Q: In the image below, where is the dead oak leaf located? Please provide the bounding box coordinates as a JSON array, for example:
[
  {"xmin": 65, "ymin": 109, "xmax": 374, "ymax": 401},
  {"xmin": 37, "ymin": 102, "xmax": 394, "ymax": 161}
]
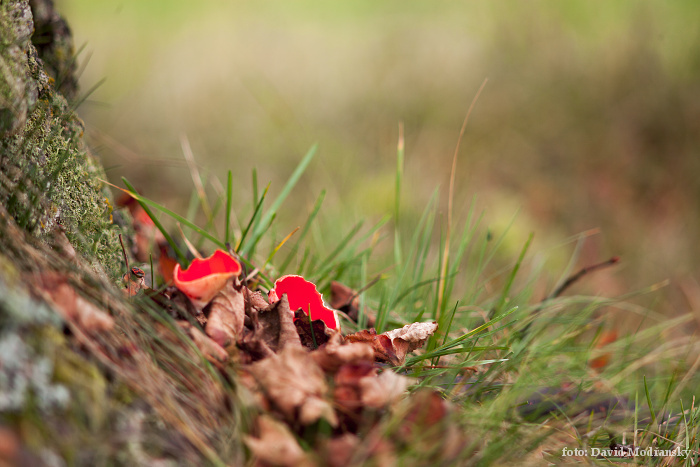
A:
[
  {"xmin": 204, "ymin": 284, "xmax": 245, "ymax": 349},
  {"xmin": 294, "ymin": 309, "xmax": 336, "ymax": 350},
  {"xmin": 333, "ymin": 362, "xmax": 412, "ymax": 412},
  {"xmin": 333, "ymin": 361, "xmax": 376, "ymax": 414},
  {"xmin": 384, "ymin": 321, "xmax": 438, "ymax": 362},
  {"xmin": 345, "ymin": 322, "xmax": 438, "ymax": 365},
  {"xmin": 359, "ymin": 370, "xmax": 413, "ymax": 409},
  {"xmin": 244, "ymin": 415, "xmax": 310, "ymax": 467},
  {"xmin": 243, "ymin": 287, "xmax": 270, "ymax": 311},
  {"xmin": 249, "ymin": 346, "xmax": 338, "ymax": 427},
  {"xmin": 240, "ymin": 295, "xmax": 301, "ymax": 362},
  {"xmin": 257, "ymin": 295, "xmax": 302, "ymax": 352},
  {"xmin": 310, "ymin": 335, "xmax": 374, "ymax": 374}
]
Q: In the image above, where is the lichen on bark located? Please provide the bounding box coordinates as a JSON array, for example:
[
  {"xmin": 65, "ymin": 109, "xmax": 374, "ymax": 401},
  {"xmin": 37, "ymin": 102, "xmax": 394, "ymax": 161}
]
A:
[{"xmin": 0, "ymin": 0, "xmax": 121, "ymax": 276}]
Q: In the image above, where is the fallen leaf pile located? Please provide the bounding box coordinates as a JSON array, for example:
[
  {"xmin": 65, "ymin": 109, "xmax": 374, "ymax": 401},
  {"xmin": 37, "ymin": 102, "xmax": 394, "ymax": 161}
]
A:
[{"xmin": 33, "ymin": 236, "xmax": 467, "ymax": 465}]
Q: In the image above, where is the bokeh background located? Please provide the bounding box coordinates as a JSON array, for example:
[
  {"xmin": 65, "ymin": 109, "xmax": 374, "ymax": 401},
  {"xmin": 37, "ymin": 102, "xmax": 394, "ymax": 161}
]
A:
[{"xmin": 60, "ymin": 0, "xmax": 700, "ymax": 319}]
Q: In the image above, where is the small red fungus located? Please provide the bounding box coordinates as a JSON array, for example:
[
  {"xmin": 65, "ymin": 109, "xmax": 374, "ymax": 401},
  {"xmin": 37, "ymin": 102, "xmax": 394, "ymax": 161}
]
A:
[
  {"xmin": 173, "ymin": 250, "xmax": 242, "ymax": 309},
  {"xmin": 269, "ymin": 275, "xmax": 340, "ymax": 330}
]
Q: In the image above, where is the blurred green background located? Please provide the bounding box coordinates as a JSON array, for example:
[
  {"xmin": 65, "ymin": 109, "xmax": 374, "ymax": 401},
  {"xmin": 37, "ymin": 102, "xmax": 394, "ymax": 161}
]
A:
[{"xmin": 60, "ymin": 0, "xmax": 700, "ymax": 318}]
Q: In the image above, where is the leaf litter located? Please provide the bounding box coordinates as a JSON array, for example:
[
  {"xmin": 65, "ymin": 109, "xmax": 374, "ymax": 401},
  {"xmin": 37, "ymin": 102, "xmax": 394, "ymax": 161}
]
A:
[{"xmin": 28, "ymin": 200, "xmax": 458, "ymax": 466}]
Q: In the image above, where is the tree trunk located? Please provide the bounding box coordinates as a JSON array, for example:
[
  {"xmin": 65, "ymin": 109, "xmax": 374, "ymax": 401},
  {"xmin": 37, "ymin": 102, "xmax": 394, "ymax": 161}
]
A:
[{"xmin": 1, "ymin": 0, "xmax": 120, "ymax": 274}]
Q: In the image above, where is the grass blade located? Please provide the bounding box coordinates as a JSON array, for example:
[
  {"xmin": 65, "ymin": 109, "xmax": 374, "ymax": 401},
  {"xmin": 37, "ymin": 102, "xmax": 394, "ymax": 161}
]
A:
[
  {"xmin": 118, "ymin": 178, "xmax": 188, "ymax": 263},
  {"xmin": 225, "ymin": 170, "xmax": 233, "ymax": 245},
  {"xmin": 237, "ymin": 183, "xmax": 270, "ymax": 254},
  {"xmin": 252, "ymin": 143, "xmax": 318, "ymax": 241},
  {"xmin": 278, "ymin": 189, "xmax": 326, "ymax": 273}
]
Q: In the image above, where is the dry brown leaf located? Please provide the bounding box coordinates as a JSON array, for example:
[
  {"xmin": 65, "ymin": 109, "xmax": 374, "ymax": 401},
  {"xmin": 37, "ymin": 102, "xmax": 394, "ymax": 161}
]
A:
[
  {"xmin": 244, "ymin": 415, "xmax": 309, "ymax": 467},
  {"xmin": 359, "ymin": 370, "xmax": 413, "ymax": 409},
  {"xmin": 310, "ymin": 334, "xmax": 374, "ymax": 373},
  {"xmin": 333, "ymin": 361, "xmax": 376, "ymax": 414},
  {"xmin": 243, "ymin": 287, "xmax": 270, "ymax": 310},
  {"xmin": 385, "ymin": 321, "xmax": 438, "ymax": 349},
  {"xmin": 177, "ymin": 321, "xmax": 228, "ymax": 364},
  {"xmin": 324, "ymin": 434, "xmax": 360, "ymax": 467},
  {"xmin": 39, "ymin": 274, "xmax": 114, "ymax": 333},
  {"xmin": 240, "ymin": 295, "xmax": 301, "ymax": 363},
  {"xmin": 249, "ymin": 346, "xmax": 337, "ymax": 427},
  {"xmin": 257, "ymin": 295, "xmax": 302, "ymax": 351},
  {"xmin": 294, "ymin": 309, "xmax": 336, "ymax": 350},
  {"xmin": 343, "ymin": 329, "xmax": 400, "ymax": 365},
  {"xmin": 204, "ymin": 284, "xmax": 244, "ymax": 348},
  {"xmin": 344, "ymin": 321, "xmax": 438, "ymax": 365}
]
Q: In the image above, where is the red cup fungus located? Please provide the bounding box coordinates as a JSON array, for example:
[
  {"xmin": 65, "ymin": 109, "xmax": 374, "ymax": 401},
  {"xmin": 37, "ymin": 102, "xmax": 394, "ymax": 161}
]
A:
[
  {"xmin": 269, "ymin": 275, "xmax": 340, "ymax": 330},
  {"xmin": 173, "ymin": 250, "xmax": 242, "ymax": 309}
]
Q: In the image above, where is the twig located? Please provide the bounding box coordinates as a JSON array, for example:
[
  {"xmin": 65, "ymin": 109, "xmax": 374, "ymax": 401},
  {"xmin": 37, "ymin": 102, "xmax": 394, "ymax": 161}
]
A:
[
  {"xmin": 119, "ymin": 234, "xmax": 130, "ymax": 271},
  {"xmin": 547, "ymin": 256, "xmax": 620, "ymax": 300}
]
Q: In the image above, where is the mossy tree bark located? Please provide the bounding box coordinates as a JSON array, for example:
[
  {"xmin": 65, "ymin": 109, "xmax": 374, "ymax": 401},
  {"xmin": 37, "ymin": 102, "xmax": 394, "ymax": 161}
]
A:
[{"xmin": 1, "ymin": 0, "xmax": 120, "ymax": 274}]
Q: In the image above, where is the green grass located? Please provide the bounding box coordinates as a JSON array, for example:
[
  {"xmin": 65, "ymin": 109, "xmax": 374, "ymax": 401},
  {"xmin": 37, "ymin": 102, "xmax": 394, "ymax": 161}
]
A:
[{"xmin": 109, "ymin": 138, "xmax": 700, "ymax": 465}]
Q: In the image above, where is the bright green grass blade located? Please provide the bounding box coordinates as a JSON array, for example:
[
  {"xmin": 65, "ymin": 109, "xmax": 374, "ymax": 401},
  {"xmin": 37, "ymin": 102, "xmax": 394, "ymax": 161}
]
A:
[
  {"xmin": 251, "ymin": 168, "xmax": 262, "ymax": 237},
  {"xmin": 121, "ymin": 177, "xmax": 187, "ymax": 263},
  {"xmin": 296, "ymin": 247, "xmax": 310, "ymax": 276},
  {"xmin": 410, "ymin": 345, "xmax": 510, "ymax": 365},
  {"xmin": 311, "ymin": 220, "xmax": 364, "ymax": 277},
  {"xmin": 644, "ymin": 375, "xmax": 658, "ymax": 425},
  {"xmin": 243, "ymin": 212, "xmax": 277, "ymax": 259},
  {"xmin": 225, "ymin": 170, "xmax": 233, "ymax": 245},
  {"xmin": 278, "ymin": 189, "xmax": 326, "ymax": 273},
  {"xmin": 251, "ymin": 143, "xmax": 318, "ymax": 242},
  {"xmin": 237, "ymin": 183, "xmax": 270, "ymax": 254},
  {"xmin": 433, "ymin": 305, "xmax": 519, "ymax": 354},
  {"xmin": 384, "ymin": 191, "xmax": 440, "ymax": 324},
  {"xmin": 491, "ymin": 232, "xmax": 533, "ymax": 318}
]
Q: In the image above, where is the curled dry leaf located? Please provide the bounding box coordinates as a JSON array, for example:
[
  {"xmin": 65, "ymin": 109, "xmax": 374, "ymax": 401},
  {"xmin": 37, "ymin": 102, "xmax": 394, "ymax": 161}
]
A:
[
  {"xmin": 333, "ymin": 362, "xmax": 411, "ymax": 412},
  {"xmin": 240, "ymin": 295, "xmax": 301, "ymax": 363},
  {"xmin": 324, "ymin": 433, "xmax": 360, "ymax": 467},
  {"xmin": 359, "ymin": 370, "xmax": 413, "ymax": 409},
  {"xmin": 39, "ymin": 274, "xmax": 114, "ymax": 333},
  {"xmin": 345, "ymin": 321, "xmax": 438, "ymax": 365},
  {"xmin": 333, "ymin": 361, "xmax": 376, "ymax": 414},
  {"xmin": 311, "ymin": 334, "xmax": 374, "ymax": 373},
  {"xmin": 257, "ymin": 295, "xmax": 302, "ymax": 352},
  {"xmin": 294, "ymin": 309, "xmax": 336, "ymax": 350},
  {"xmin": 204, "ymin": 284, "xmax": 245, "ymax": 349},
  {"xmin": 177, "ymin": 321, "xmax": 228, "ymax": 365},
  {"xmin": 244, "ymin": 415, "xmax": 308, "ymax": 467},
  {"xmin": 344, "ymin": 329, "xmax": 400, "ymax": 365},
  {"xmin": 243, "ymin": 287, "xmax": 270, "ymax": 311},
  {"xmin": 249, "ymin": 346, "xmax": 338, "ymax": 427}
]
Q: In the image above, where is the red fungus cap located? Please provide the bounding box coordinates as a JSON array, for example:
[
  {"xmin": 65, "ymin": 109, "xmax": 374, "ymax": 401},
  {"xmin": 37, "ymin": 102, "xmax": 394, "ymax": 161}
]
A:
[
  {"xmin": 173, "ymin": 250, "xmax": 242, "ymax": 309},
  {"xmin": 269, "ymin": 275, "xmax": 340, "ymax": 330}
]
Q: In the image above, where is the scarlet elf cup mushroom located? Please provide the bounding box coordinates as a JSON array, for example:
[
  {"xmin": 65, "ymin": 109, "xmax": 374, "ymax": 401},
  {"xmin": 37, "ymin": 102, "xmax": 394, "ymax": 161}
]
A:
[
  {"xmin": 173, "ymin": 250, "xmax": 242, "ymax": 310},
  {"xmin": 269, "ymin": 275, "xmax": 340, "ymax": 331}
]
